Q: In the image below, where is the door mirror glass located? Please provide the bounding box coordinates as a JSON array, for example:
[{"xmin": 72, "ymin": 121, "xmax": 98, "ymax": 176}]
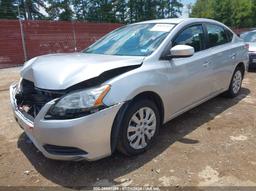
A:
[{"xmin": 170, "ymin": 45, "xmax": 195, "ymax": 58}]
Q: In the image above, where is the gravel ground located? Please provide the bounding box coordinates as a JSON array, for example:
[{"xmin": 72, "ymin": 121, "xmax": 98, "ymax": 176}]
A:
[{"xmin": 0, "ymin": 67, "xmax": 255, "ymax": 190}]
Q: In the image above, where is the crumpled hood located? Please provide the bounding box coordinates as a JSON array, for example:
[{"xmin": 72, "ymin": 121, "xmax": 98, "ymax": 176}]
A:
[{"xmin": 21, "ymin": 53, "xmax": 144, "ymax": 90}]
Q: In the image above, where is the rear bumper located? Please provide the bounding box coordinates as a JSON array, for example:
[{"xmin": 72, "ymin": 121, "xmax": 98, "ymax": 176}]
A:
[
  {"xmin": 10, "ymin": 83, "xmax": 123, "ymax": 161},
  {"xmin": 249, "ymin": 53, "xmax": 256, "ymax": 69}
]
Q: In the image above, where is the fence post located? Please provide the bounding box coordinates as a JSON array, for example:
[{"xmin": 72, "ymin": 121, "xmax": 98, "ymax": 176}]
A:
[
  {"xmin": 72, "ymin": 20, "xmax": 77, "ymax": 52},
  {"xmin": 18, "ymin": 5, "xmax": 28, "ymax": 62}
]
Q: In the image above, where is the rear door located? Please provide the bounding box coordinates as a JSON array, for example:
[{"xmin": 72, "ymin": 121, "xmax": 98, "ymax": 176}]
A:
[{"xmin": 204, "ymin": 23, "xmax": 236, "ymax": 92}]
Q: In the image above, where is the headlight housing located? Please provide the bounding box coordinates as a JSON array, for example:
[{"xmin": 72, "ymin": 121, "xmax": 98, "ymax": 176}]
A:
[{"xmin": 45, "ymin": 85, "xmax": 110, "ymax": 119}]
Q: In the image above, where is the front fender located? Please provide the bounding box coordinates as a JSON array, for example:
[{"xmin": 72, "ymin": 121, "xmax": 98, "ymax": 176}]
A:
[{"xmin": 103, "ymin": 64, "xmax": 169, "ymax": 106}]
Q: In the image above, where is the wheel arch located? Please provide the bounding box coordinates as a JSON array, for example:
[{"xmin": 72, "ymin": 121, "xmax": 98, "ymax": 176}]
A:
[
  {"xmin": 132, "ymin": 91, "xmax": 165, "ymax": 124},
  {"xmin": 235, "ymin": 62, "xmax": 246, "ymax": 78},
  {"xmin": 110, "ymin": 91, "xmax": 165, "ymax": 153}
]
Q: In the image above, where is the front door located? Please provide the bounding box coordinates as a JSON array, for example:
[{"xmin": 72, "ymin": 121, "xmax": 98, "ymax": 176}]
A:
[{"xmin": 163, "ymin": 24, "xmax": 213, "ymax": 117}]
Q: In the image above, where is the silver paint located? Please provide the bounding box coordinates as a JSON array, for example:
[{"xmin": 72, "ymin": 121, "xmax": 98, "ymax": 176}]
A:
[{"xmin": 11, "ymin": 18, "xmax": 249, "ymax": 161}]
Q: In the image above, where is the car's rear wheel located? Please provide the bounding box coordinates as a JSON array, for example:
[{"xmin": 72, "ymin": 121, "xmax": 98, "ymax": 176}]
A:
[
  {"xmin": 117, "ymin": 99, "xmax": 160, "ymax": 156},
  {"xmin": 225, "ymin": 67, "xmax": 243, "ymax": 98}
]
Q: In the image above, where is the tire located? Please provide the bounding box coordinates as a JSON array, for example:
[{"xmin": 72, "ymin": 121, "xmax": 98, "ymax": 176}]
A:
[
  {"xmin": 225, "ymin": 67, "xmax": 243, "ymax": 98},
  {"xmin": 117, "ymin": 99, "xmax": 160, "ymax": 156}
]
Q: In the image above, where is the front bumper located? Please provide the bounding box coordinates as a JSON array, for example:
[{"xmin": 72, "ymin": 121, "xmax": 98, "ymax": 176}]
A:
[
  {"xmin": 249, "ymin": 53, "xmax": 256, "ymax": 69},
  {"xmin": 10, "ymin": 83, "xmax": 123, "ymax": 161}
]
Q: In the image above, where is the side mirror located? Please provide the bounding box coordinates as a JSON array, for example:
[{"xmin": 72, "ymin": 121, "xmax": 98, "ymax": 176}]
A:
[{"xmin": 170, "ymin": 45, "xmax": 195, "ymax": 58}]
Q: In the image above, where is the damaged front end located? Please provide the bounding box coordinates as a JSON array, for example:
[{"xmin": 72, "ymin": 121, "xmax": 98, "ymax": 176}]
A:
[
  {"xmin": 14, "ymin": 64, "xmax": 141, "ymax": 121},
  {"xmin": 13, "ymin": 78, "xmax": 112, "ymax": 121},
  {"xmin": 10, "ymin": 78, "xmax": 122, "ymax": 161},
  {"xmin": 14, "ymin": 79, "xmax": 63, "ymax": 120}
]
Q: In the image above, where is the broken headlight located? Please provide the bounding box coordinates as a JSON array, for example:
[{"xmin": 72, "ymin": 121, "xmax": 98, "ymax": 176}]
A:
[{"xmin": 45, "ymin": 85, "xmax": 110, "ymax": 119}]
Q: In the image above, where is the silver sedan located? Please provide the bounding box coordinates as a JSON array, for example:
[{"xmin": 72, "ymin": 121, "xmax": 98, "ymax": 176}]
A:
[
  {"xmin": 241, "ymin": 30, "xmax": 256, "ymax": 70},
  {"xmin": 10, "ymin": 18, "xmax": 248, "ymax": 161}
]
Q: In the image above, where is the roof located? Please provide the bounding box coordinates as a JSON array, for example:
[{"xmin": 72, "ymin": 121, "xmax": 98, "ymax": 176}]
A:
[
  {"xmin": 137, "ymin": 18, "xmax": 185, "ymax": 24},
  {"xmin": 137, "ymin": 18, "xmax": 218, "ymax": 25}
]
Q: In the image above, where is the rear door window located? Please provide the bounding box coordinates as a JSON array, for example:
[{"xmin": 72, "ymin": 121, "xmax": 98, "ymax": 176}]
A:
[
  {"xmin": 206, "ymin": 24, "xmax": 229, "ymax": 48},
  {"xmin": 226, "ymin": 29, "xmax": 234, "ymax": 42}
]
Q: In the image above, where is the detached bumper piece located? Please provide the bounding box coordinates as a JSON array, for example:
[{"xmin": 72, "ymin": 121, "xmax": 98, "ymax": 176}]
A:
[{"xmin": 43, "ymin": 144, "xmax": 88, "ymax": 156}]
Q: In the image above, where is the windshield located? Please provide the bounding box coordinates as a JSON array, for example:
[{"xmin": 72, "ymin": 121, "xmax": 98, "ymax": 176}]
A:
[
  {"xmin": 84, "ymin": 23, "xmax": 175, "ymax": 56},
  {"xmin": 241, "ymin": 31, "xmax": 256, "ymax": 42}
]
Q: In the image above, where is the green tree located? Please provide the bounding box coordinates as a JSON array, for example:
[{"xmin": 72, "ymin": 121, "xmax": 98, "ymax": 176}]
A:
[
  {"xmin": 252, "ymin": 0, "xmax": 256, "ymax": 26},
  {"xmin": 59, "ymin": 0, "xmax": 73, "ymax": 20},
  {"xmin": 19, "ymin": 0, "xmax": 47, "ymax": 20},
  {"xmin": 112, "ymin": 0, "xmax": 127, "ymax": 23},
  {"xmin": 84, "ymin": 0, "xmax": 116, "ymax": 22},
  {"xmin": 144, "ymin": 0, "xmax": 158, "ymax": 20},
  {"xmin": 47, "ymin": 0, "xmax": 73, "ymax": 21},
  {"xmin": 72, "ymin": 0, "xmax": 89, "ymax": 21},
  {"xmin": 156, "ymin": 0, "xmax": 184, "ymax": 19},
  {"xmin": 190, "ymin": 0, "xmax": 214, "ymax": 18},
  {"xmin": 127, "ymin": 0, "xmax": 136, "ymax": 22},
  {"xmin": 0, "ymin": 0, "xmax": 17, "ymax": 19},
  {"xmin": 126, "ymin": 0, "xmax": 183, "ymax": 23},
  {"xmin": 191, "ymin": 0, "xmax": 256, "ymax": 28},
  {"xmin": 231, "ymin": 0, "xmax": 254, "ymax": 28},
  {"xmin": 17, "ymin": 0, "xmax": 186, "ymax": 23},
  {"xmin": 167, "ymin": 0, "xmax": 183, "ymax": 18},
  {"xmin": 212, "ymin": 0, "xmax": 232, "ymax": 26},
  {"xmin": 157, "ymin": 0, "xmax": 168, "ymax": 18}
]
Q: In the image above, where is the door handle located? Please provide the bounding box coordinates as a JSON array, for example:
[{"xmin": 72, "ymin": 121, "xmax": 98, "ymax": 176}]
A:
[
  {"xmin": 231, "ymin": 53, "xmax": 236, "ymax": 60},
  {"xmin": 203, "ymin": 62, "xmax": 209, "ymax": 67}
]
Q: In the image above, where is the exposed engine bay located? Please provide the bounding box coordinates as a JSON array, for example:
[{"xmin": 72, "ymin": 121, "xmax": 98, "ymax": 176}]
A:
[{"xmin": 15, "ymin": 79, "xmax": 63, "ymax": 119}]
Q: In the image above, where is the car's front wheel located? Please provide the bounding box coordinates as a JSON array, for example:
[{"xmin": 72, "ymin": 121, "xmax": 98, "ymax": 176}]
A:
[{"xmin": 117, "ymin": 99, "xmax": 160, "ymax": 156}]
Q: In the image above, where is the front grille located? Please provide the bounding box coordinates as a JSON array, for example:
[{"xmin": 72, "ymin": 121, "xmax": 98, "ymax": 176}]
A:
[
  {"xmin": 43, "ymin": 144, "xmax": 88, "ymax": 155},
  {"xmin": 15, "ymin": 79, "xmax": 63, "ymax": 118}
]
